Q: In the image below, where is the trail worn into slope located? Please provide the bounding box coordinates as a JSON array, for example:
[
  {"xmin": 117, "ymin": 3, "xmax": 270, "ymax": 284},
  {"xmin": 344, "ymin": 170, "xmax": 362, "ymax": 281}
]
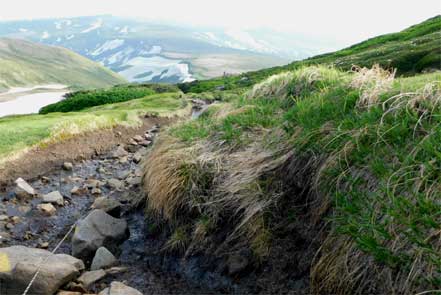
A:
[
  {"xmin": 0, "ymin": 123, "xmax": 214, "ymax": 294},
  {"xmin": 0, "ymin": 116, "xmax": 171, "ymax": 188}
]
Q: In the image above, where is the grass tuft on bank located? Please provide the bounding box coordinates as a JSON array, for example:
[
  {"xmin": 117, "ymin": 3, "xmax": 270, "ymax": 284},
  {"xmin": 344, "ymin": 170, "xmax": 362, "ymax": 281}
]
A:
[{"xmin": 142, "ymin": 65, "xmax": 441, "ymax": 293}]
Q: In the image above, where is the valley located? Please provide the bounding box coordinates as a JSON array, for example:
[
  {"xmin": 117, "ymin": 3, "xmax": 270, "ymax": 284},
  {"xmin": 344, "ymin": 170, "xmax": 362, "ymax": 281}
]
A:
[{"xmin": 0, "ymin": 14, "xmax": 439, "ymax": 295}]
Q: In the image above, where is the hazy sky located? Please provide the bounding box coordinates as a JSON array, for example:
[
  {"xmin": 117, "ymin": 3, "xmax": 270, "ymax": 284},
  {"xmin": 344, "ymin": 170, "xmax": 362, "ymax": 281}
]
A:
[{"xmin": 0, "ymin": 0, "xmax": 439, "ymax": 45}]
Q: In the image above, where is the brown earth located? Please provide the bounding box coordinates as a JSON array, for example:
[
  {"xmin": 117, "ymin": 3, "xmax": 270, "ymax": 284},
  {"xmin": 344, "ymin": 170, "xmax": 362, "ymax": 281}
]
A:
[{"xmin": 0, "ymin": 115, "xmax": 173, "ymax": 189}]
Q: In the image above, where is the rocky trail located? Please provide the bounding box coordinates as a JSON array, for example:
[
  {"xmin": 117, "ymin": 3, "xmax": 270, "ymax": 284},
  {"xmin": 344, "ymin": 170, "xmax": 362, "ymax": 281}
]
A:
[{"xmin": 0, "ymin": 122, "xmax": 212, "ymax": 295}]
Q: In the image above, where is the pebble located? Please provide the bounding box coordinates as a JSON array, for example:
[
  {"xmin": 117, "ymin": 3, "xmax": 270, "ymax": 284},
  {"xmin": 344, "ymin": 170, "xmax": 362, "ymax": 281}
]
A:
[{"xmin": 37, "ymin": 203, "xmax": 57, "ymax": 216}]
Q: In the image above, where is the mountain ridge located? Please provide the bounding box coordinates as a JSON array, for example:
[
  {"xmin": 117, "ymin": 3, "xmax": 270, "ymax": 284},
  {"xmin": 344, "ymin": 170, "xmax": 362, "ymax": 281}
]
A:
[{"xmin": 0, "ymin": 37, "xmax": 126, "ymax": 91}]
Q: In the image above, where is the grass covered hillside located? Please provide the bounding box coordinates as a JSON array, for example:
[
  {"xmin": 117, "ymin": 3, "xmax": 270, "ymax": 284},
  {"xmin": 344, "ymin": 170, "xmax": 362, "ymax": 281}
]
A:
[
  {"xmin": 0, "ymin": 88, "xmax": 186, "ymax": 164},
  {"xmin": 142, "ymin": 65, "xmax": 441, "ymax": 293},
  {"xmin": 179, "ymin": 15, "xmax": 441, "ymax": 93},
  {"xmin": 0, "ymin": 38, "xmax": 126, "ymax": 91}
]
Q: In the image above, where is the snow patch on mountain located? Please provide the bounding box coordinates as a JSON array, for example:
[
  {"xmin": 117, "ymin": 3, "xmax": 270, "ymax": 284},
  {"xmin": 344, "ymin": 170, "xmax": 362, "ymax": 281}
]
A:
[
  {"xmin": 42, "ymin": 31, "xmax": 50, "ymax": 39},
  {"xmin": 81, "ymin": 19, "xmax": 103, "ymax": 33},
  {"xmin": 91, "ymin": 39, "xmax": 125, "ymax": 56},
  {"xmin": 19, "ymin": 28, "xmax": 28, "ymax": 33},
  {"xmin": 119, "ymin": 56, "xmax": 194, "ymax": 83}
]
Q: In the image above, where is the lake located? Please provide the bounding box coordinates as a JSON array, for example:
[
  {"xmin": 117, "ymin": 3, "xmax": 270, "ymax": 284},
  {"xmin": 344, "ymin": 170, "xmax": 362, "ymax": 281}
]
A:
[{"xmin": 0, "ymin": 86, "xmax": 68, "ymax": 118}]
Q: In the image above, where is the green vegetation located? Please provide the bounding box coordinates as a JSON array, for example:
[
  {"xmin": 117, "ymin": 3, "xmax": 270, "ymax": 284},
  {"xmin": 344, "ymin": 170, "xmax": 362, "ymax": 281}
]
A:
[
  {"xmin": 0, "ymin": 92, "xmax": 185, "ymax": 162},
  {"xmin": 179, "ymin": 16, "xmax": 441, "ymax": 93},
  {"xmin": 39, "ymin": 84, "xmax": 179, "ymax": 114},
  {"xmin": 145, "ymin": 65, "xmax": 441, "ymax": 293},
  {"xmin": 0, "ymin": 38, "xmax": 126, "ymax": 92}
]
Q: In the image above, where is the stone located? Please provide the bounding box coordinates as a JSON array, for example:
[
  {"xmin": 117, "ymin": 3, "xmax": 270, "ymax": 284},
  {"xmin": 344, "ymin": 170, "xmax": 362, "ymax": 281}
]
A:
[
  {"xmin": 71, "ymin": 186, "xmax": 87, "ymax": 196},
  {"xmin": 105, "ymin": 267, "xmax": 128, "ymax": 275},
  {"xmin": 0, "ymin": 231, "xmax": 11, "ymax": 243},
  {"xmin": 144, "ymin": 133, "xmax": 154, "ymax": 140},
  {"xmin": 98, "ymin": 281, "xmax": 143, "ymax": 295},
  {"xmin": 91, "ymin": 247, "xmax": 117, "ymax": 271},
  {"xmin": 5, "ymin": 223, "xmax": 14, "ymax": 230},
  {"xmin": 132, "ymin": 148, "xmax": 147, "ymax": 164},
  {"xmin": 39, "ymin": 241, "xmax": 49, "ymax": 249},
  {"xmin": 63, "ymin": 162, "xmax": 74, "ymax": 171},
  {"xmin": 0, "ymin": 246, "xmax": 84, "ymax": 295},
  {"xmin": 139, "ymin": 140, "xmax": 152, "ymax": 147},
  {"xmin": 11, "ymin": 216, "xmax": 20, "ymax": 224},
  {"xmin": 91, "ymin": 188, "xmax": 102, "ymax": 196},
  {"xmin": 132, "ymin": 135, "xmax": 144, "ymax": 142},
  {"xmin": 15, "ymin": 178, "xmax": 36, "ymax": 198},
  {"xmin": 42, "ymin": 191, "xmax": 64, "ymax": 206},
  {"xmin": 226, "ymin": 254, "xmax": 249, "ymax": 276},
  {"xmin": 57, "ymin": 291, "xmax": 82, "ymax": 295},
  {"xmin": 0, "ymin": 214, "xmax": 8, "ymax": 221},
  {"xmin": 77, "ymin": 269, "xmax": 106, "ymax": 288},
  {"xmin": 111, "ymin": 146, "xmax": 128, "ymax": 159},
  {"xmin": 71, "ymin": 210, "xmax": 128, "ymax": 261},
  {"xmin": 86, "ymin": 179, "xmax": 102, "ymax": 189},
  {"xmin": 116, "ymin": 170, "xmax": 130, "ymax": 180},
  {"xmin": 126, "ymin": 176, "xmax": 141, "ymax": 186},
  {"xmin": 91, "ymin": 197, "xmax": 121, "ymax": 217},
  {"xmin": 128, "ymin": 138, "xmax": 138, "ymax": 146},
  {"xmin": 37, "ymin": 203, "xmax": 57, "ymax": 216},
  {"xmin": 41, "ymin": 176, "xmax": 51, "ymax": 184},
  {"xmin": 107, "ymin": 179, "xmax": 123, "ymax": 190}
]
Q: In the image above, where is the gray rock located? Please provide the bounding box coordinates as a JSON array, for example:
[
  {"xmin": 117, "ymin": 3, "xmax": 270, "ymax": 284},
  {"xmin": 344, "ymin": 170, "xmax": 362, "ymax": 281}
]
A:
[
  {"xmin": 107, "ymin": 179, "xmax": 123, "ymax": 190},
  {"xmin": 116, "ymin": 170, "xmax": 130, "ymax": 180},
  {"xmin": 132, "ymin": 135, "xmax": 144, "ymax": 143},
  {"xmin": 0, "ymin": 246, "xmax": 84, "ymax": 295},
  {"xmin": 71, "ymin": 210, "xmax": 128, "ymax": 261},
  {"xmin": 98, "ymin": 281, "xmax": 143, "ymax": 295},
  {"xmin": 15, "ymin": 178, "xmax": 36, "ymax": 198},
  {"xmin": 77, "ymin": 269, "xmax": 106, "ymax": 288},
  {"xmin": 111, "ymin": 146, "xmax": 128, "ymax": 159},
  {"xmin": 91, "ymin": 197, "xmax": 121, "ymax": 217},
  {"xmin": 42, "ymin": 191, "xmax": 64, "ymax": 206},
  {"xmin": 63, "ymin": 162, "xmax": 74, "ymax": 171},
  {"xmin": 37, "ymin": 203, "xmax": 57, "ymax": 216},
  {"xmin": 91, "ymin": 247, "xmax": 117, "ymax": 271},
  {"xmin": 126, "ymin": 176, "xmax": 141, "ymax": 186},
  {"xmin": 139, "ymin": 140, "xmax": 152, "ymax": 147},
  {"xmin": 133, "ymin": 148, "xmax": 147, "ymax": 164}
]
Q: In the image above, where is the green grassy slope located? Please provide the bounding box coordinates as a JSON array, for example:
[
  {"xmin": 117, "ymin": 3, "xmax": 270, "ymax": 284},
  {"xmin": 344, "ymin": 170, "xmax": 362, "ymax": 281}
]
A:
[
  {"xmin": 0, "ymin": 38, "xmax": 127, "ymax": 91},
  {"xmin": 179, "ymin": 16, "xmax": 441, "ymax": 93},
  {"xmin": 0, "ymin": 91, "xmax": 186, "ymax": 163},
  {"xmin": 146, "ymin": 66, "xmax": 441, "ymax": 293}
]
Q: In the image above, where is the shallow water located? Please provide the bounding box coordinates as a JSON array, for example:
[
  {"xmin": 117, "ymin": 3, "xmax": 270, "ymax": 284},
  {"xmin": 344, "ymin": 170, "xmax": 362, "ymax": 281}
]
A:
[{"xmin": 0, "ymin": 91, "xmax": 68, "ymax": 118}]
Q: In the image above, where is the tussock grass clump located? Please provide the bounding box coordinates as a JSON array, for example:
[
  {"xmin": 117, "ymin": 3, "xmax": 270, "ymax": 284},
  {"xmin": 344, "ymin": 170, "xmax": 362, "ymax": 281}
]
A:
[
  {"xmin": 142, "ymin": 65, "xmax": 441, "ymax": 293},
  {"xmin": 351, "ymin": 64, "xmax": 396, "ymax": 109},
  {"xmin": 247, "ymin": 66, "xmax": 345, "ymax": 101}
]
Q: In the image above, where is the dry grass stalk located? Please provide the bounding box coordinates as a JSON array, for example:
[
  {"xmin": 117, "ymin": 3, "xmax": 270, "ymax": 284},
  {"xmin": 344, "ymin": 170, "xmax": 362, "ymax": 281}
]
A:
[{"xmin": 351, "ymin": 64, "xmax": 396, "ymax": 109}]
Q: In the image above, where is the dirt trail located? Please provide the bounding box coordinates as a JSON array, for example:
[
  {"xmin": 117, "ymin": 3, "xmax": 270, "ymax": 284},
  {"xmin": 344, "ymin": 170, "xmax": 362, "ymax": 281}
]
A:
[
  {"xmin": 0, "ymin": 119, "xmax": 215, "ymax": 294},
  {"xmin": 0, "ymin": 116, "xmax": 171, "ymax": 188}
]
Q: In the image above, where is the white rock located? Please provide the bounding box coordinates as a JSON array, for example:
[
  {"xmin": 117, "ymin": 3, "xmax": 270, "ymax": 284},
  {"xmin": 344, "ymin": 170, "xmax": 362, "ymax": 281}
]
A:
[
  {"xmin": 0, "ymin": 246, "xmax": 84, "ymax": 295},
  {"xmin": 98, "ymin": 281, "xmax": 143, "ymax": 295},
  {"xmin": 42, "ymin": 191, "xmax": 64, "ymax": 206}
]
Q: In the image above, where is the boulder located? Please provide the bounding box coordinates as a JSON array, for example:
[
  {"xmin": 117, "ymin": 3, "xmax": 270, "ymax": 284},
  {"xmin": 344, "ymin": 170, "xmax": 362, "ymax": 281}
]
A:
[
  {"xmin": 15, "ymin": 178, "xmax": 36, "ymax": 198},
  {"xmin": 98, "ymin": 281, "xmax": 142, "ymax": 295},
  {"xmin": 91, "ymin": 247, "xmax": 117, "ymax": 271},
  {"xmin": 77, "ymin": 269, "xmax": 106, "ymax": 288},
  {"xmin": 91, "ymin": 197, "xmax": 121, "ymax": 217},
  {"xmin": 139, "ymin": 140, "xmax": 152, "ymax": 147},
  {"xmin": 0, "ymin": 246, "xmax": 84, "ymax": 295},
  {"xmin": 37, "ymin": 203, "xmax": 57, "ymax": 216},
  {"xmin": 71, "ymin": 210, "xmax": 128, "ymax": 261},
  {"xmin": 42, "ymin": 191, "xmax": 64, "ymax": 206}
]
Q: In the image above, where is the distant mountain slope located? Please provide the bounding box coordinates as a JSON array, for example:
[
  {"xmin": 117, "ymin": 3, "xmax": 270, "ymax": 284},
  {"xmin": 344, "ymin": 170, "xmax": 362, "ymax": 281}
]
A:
[
  {"xmin": 0, "ymin": 16, "xmax": 335, "ymax": 83},
  {"xmin": 0, "ymin": 38, "xmax": 126, "ymax": 91},
  {"xmin": 179, "ymin": 15, "xmax": 441, "ymax": 93}
]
